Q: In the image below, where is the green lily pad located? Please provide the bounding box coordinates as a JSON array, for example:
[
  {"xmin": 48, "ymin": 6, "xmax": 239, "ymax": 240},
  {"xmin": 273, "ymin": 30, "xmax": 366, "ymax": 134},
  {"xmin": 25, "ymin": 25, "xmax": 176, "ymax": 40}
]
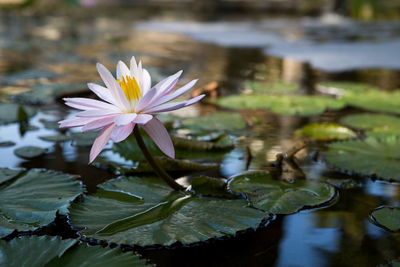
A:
[
  {"xmin": 317, "ymin": 81, "xmax": 379, "ymax": 95},
  {"xmin": 0, "ymin": 236, "xmax": 146, "ymax": 267},
  {"xmin": 39, "ymin": 134, "xmax": 72, "ymax": 142},
  {"xmin": 228, "ymin": 171, "xmax": 336, "ymax": 214},
  {"xmin": 370, "ymin": 206, "xmax": 400, "ymax": 232},
  {"xmin": 0, "ymin": 168, "xmax": 22, "ymax": 184},
  {"xmin": 366, "ymin": 128, "xmax": 400, "ymax": 139},
  {"xmin": 3, "ymin": 68, "xmax": 56, "ymax": 85},
  {"xmin": 69, "ymin": 176, "xmax": 267, "ymax": 246},
  {"xmin": 0, "ymin": 141, "xmax": 15, "ymax": 147},
  {"xmin": 13, "ymin": 83, "xmax": 86, "ymax": 105},
  {"xmin": 342, "ymin": 90, "xmax": 400, "ymax": 115},
  {"xmin": 14, "ymin": 146, "xmax": 47, "ymax": 159},
  {"xmin": 340, "ymin": 113, "xmax": 400, "ymax": 130},
  {"xmin": 70, "ymin": 131, "xmax": 98, "ymax": 147},
  {"xmin": 296, "ymin": 123, "xmax": 356, "ymax": 141},
  {"xmin": 244, "ymin": 81, "xmax": 298, "ymax": 94},
  {"xmin": 217, "ymin": 95, "xmax": 345, "ymax": 116},
  {"xmin": 0, "ymin": 103, "xmax": 36, "ymax": 125},
  {"xmin": 325, "ymin": 136, "xmax": 400, "ymax": 182},
  {"xmin": 0, "ymin": 168, "xmax": 83, "ymax": 237},
  {"xmin": 179, "ymin": 112, "xmax": 246, "ymax": 132}
]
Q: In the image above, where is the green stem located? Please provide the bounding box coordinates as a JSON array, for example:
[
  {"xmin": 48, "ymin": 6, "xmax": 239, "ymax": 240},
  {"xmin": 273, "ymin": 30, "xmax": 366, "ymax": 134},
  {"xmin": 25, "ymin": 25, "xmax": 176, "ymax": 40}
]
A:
[{"xmin": 133, "ymin": 126, "xmax": 185, "ymax": 192}]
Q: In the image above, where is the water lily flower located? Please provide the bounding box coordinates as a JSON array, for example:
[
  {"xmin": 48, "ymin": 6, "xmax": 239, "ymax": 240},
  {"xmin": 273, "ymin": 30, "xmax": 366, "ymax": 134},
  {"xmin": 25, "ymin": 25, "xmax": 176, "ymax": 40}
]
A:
[{"xmin": 59, "ymin": 57, "xmax": 204, "ymax": 163}]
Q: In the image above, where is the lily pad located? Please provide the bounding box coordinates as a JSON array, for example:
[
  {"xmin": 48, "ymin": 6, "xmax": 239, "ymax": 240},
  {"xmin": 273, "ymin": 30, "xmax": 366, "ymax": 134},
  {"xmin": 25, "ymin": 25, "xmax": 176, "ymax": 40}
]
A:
[
  {"xmin": 296, "ymin": 123, "xmax": 356, "ymax": 141},
  {"xmin": 217, "ymin": 95, "xmax": 345, "ymax": 116},
  {"xmin": 0, "ymin": 168, "xmax": 22, "ymax": 184},
  {"xmin": 228, "ymin": 171, "xmax": 336, "ymax": 214},
  {"xmin": 0, "ymin": 141, "xmax": 15, "ymax": 147},
  {"xmin": 14, "ymin": 146, "xmax": 47, "ymax": 159},
  {"xmin": 317, "ymin": 81, "xmax": 379, "ymax": 95},
  {"xmin": 342, "ymin": 90, "xmax": 400, "ymax": 115},
  {"xmin": 0, "ymin": 236, "xmax": 146, "ymax": 267},
  {"xmin": 340, "ymin": 113, "xmax": 400, "ymax": 130},
  {"xmin": 325, "ymin": 136, "xmax": 400, "ymax": 182},
  {"xmin": 244, "ymin": 81, "xmax": 298, "ymax": 94},
  {"xmin": 179, "ymin": 112, "xmax": 246, "ymax": 132},
  {"xmin": 70, "ymin": 131, "xmax": 98, "ymax": 146},
  {"xmin": 370, "ymin": 206, "xmax": 400, "ymax": 232},
  {"xmin": 0, "ymin": 103, "xmax": 36, "ymax": 124},
  {"xmin": 3, "ymin": 68, "xmax": 56, "ymax": 85},
  {"xmin": 13, "ymin": 83, "xmax": 86, "ymax": 105},
  {"xmin": 69, "ymin": 176, "xmax": 267, "ymax": 246},
  {"xmin": 39, "ymin": 134, "xmax": 72, "ymax": 142},
  {"xmin": 0, "ymin": 168, "xmax": 83, "ymax": 237}
]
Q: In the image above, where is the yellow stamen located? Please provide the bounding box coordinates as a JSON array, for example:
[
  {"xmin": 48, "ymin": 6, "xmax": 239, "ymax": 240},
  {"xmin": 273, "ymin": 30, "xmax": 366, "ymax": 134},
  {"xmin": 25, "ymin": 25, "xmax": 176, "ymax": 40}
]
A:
[{"xmin": 117, "ymin": 76, "xmax": 141, "ymax": 102}]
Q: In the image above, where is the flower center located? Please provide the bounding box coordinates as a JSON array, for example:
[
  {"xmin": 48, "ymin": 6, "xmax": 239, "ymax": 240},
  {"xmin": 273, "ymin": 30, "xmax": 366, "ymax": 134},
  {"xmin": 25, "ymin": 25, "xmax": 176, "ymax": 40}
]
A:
[{"xmin": 117, "ymin": 75, "xmax": 141, "ymax": 103}]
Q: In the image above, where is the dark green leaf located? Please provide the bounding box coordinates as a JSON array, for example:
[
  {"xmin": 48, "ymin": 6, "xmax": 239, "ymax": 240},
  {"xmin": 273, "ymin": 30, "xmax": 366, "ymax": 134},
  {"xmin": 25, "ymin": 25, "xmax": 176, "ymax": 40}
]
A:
[
  {"xmin": 39, "ymin": 134, "xmax": 72, "ymax": 142},
  {"xmin": 0, "ymin": 103, "xmax": 36, "ymax": 125},
  {"xmin": 14, "ymin": 146, "xmax": 47, "ymax": 159},
  {"xmin": 340, "ymin": 113, "xmax": 400, "ymax": 130},
  {"xmin": 0, "ymin": 168, "xmax": 22, "ymax": 184},
  {"xmin": 244, "ymin": 81, "xmax": 298, "ymax": 94},
  {"xmin": 228, "ymin": 171, "xmax": 336, "ymax": 214},
  {"xmin": 342, "ymin": 90, "xmax": 400, "ymax": 115},
  {"xmin": 69, "ymin": 176, "xmax": 266, "ymax": 246},
  {"xmin": 371, "ymin": 206, "xmax": 400, "ymax": 232}
]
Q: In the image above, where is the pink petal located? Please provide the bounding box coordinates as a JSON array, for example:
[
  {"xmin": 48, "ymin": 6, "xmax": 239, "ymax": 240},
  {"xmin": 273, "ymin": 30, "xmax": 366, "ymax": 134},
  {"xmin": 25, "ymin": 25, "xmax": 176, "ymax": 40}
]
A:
[
  {"xmin": 114, "ymin": 113, "xmax": 137, "ymax": 126},
  {"xmin": 96, "ymin": 63, "xmax": 130, "ymax": 112},
  {"xmin": 142, "ymin": 101, "xmax": 187, "ymax": 114},
  {"xmin": 64, "ymin": 97, "xmax": 119, "ymax": 111},
  {"xmin": 142, "ymin": 117, "xmax": 174, "ymax": 158},
  {"xmin": 184, "ymin": 94, "xmax": 205, "ymax": 106},
  {"xmin": 150, "ymin": 71, "xmax": 182, "ymax": 101},
  {"xmin": 76, "ymin": 109, "xmax": 120, "ymax": 117},
  {"xmin": 142, "ymin": 68, "xmax": 151, "ymax": 94},
  {"xmin": 82, "ymin": 114, "xmax": 118, "ymax": 132},
  {"xmin": 116, "ymin": 60, "xmax": 130, "ymax": 81},
  {"xmin": 133, "ymin": 114, "xmax": 153, "ymax": 125},
  {"xmin": 111, "ymin": 123, "xmax": 135, "ymax": 142},
  {"xmin": 147, "ymin": 79, "xmax": 198, "ymax": 109},
  {"xmin": 87, "ymin": 83, "xmax": 116, "ymax": 105},
  {"xmin": 89, "ymin": 123, "xmax": 115, "ymax": 163},
  {"xmin": 59, "ymin": 117, "xmax": 98, "ymax": 128},
  {"xmin": 135, "ymin": 87, "xmax": 157, "ymax": 112}
]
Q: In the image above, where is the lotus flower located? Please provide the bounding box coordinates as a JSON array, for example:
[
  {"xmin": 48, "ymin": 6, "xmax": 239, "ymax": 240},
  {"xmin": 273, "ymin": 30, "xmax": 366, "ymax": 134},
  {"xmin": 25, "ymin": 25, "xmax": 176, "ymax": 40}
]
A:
[{"xmin": 59, "ymin": 57, "xmax": 204, "ymax": 163}]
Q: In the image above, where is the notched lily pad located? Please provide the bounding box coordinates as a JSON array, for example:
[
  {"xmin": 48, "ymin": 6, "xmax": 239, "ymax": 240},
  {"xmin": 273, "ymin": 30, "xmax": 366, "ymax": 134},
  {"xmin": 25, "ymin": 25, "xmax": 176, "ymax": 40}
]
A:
[
  {"xmin": 0, "ymin": 103, "xmax": 36, "ymax": 125},
  {"xmin": 325, "ymin": 136, "xmax": 400, "ymax": 182},
  {"xmin": 217, "ymin": 95, "xmax": 345, "ymax": 116},
  {"xmin": 69, "ymin": 176, "xmax": 267, "ymax": 246},
  {"xmin": 228, "ymin": 171, "xmax": 337, "ymax": 214},
  {"xmin": 296, "ymin": 123, "xmax": 356, "ymax": 141},
  {"xmin": 0, "ymin": 168, "xmax": 83, "ymax": 237},
  {"xmin": 14, "ymin": 146, "xmax": 47, "ymax": 159},
  {"xmin": 370, "ymin": 206, "xmax": 400, "ymax": 232},
  {"xmin": 0, "ymin": 236, "xmax": 147, "ymax": 267}
]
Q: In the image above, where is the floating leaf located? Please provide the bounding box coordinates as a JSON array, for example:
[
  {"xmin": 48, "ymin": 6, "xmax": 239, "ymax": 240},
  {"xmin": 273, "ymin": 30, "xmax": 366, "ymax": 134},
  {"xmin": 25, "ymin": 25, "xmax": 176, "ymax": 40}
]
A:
[
  {"xmin": 0, "ymin": 141, "xmax": 15, "ymax": 147},
  {"xmin": 244, "ymin": 81, "xmax": 298, "ymax": 94},
  {"xmin": 0, "ymin": 236, "xmax": 146, "ymax": 267},
  {"xmin": 171, "ymin": 134, "xmax": 234, "ymax": 151},
  {"xmin": 70, "ymin": 131, "xmax": 98, "ymax": 146},
  {"xmin": 296, "ymin": 123, "xmax": 356, "ymax": 141},
  {"xmin": 317, "ymin": 81, "xmax": 379, "ymax": 95},
  {"xmin": 14, "ymin": 146, "xmax": 47, "ymax": 159},
  {"xmin": 0, "ymin": 103, "xmax": 36, "ymax": 125},
  {"xmin": 69, "ymin": 176, "xmax": 266, "ymax": 246},
  {"xmin": 39, "ymin": 134, "xmax": 72, "ymax": 142},
  {"xmin": 371, "ymin": 206, "xmax": 400, "ymax": 232},
  {"xmin": 228, "ymin": 171, "xmax": 336, "ymax": 214},
  {"xmin": 217, "ymin": 95, "xmax": 345, "ymax": 116},
  {"xmin": 325, "ymin": 136, "xmax": 400, "ymax": 182},
  {"xmin": 0, "ymin": 168, "xmax": 22, "ymax": 184},
  {"xmin": 13, "ymin": 83, "xmax": 86, "ymax": 105},
  {"xmin": 190, "ymin": 176, "xmax": 230, "ymax": 197},
  {"xmin": 179, "ymin": 112, "xmax": 246, "ymax": 132},
  {"xmin": 340, "ymin": 113, "xmax": 400, "ymax": 130},
  {"xmin": 342, "ymin": 90, "xmax": 400, "ymax": 115},
  {"xmin": 0, "ymin": 168, "xmax": 83, "ymax": 237}
]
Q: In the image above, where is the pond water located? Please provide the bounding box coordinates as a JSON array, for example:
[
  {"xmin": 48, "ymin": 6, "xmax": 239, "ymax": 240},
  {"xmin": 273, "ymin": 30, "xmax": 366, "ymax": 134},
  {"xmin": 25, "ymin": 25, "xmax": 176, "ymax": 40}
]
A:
[{"xmin": 1, "ymin": 5, "xmax": 400, "ymax": 267}]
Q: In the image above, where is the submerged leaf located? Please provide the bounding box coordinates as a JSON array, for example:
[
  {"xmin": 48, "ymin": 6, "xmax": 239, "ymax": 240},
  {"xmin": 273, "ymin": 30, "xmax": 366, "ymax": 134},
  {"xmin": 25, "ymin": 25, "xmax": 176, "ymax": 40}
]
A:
[
  {"xmin": 371, "ymin": 206, "xmax": 400, "ymax": 232},
  {"xmin": 325, "ymin": 136, "xmax": 400, "ymax": 182},
  {"xmin": 228, "ymin": 171, "xmax": 336, "ymax": 214},
  {"xmin": 296, "ymin": 123, "xmax": 356, "ymax": 141},
  {"xmin": 0, "ymin": 236, "xmax": 146, "ymax": 267},
  {"xmin": 14, "ymin": 146, "xmax": 47, "ymax": 159},
  {"xmin": 69, "ymin": 176, "xmax": 267, "ymax": 246},
  {"xmin": 217, "ymin": 95, "xmax": 345, "ymax": 116},
  {"xmin": 0, "ymin": 168, "xmax": 83, "ymax": 237}
]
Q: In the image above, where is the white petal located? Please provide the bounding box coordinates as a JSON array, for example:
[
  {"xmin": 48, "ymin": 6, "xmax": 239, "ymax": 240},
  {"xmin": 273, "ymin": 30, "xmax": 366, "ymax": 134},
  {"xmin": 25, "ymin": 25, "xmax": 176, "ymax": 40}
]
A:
[
  {"xmin": 142, "ymin": 101, "xmax": 187, "ymax": 114},
  {"xmin": 135, "ymin": 87, "xmax": 157, "ymax": 112},
  {"xmin": 76, "ymin": 109, "xmax": 120, "ymax": 117},
  {"xmin": 111, "ymin": 123, "xmax": 135, "ymax": 142},
  {"xmin": 64, "ymin": 97, "xmax": 119, "ymax": 111},
  {"xmin": 89, "ymin": 123, "xmax": 115, "ymax": 163},
  {"xmin": 82, "ymin": 114, "xmax": 118, "ymax": 132},
  {"xmin": 133, "ymin": 114, "xmax": 153, "ymax": 125},
  {"xmin": 142, "ymin": 68, "xmax": 152, "ymax": 94},
  {"xmin": 116, "ymin": 60, "xmax": 130, "ymax": 80},
  {"xmin": 114, "ymin": 113, "xmax": 137, "ymax": 126},
  {"xmin": 87, "ymin": 83, "xmax": 116, "ymax": 105}
]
